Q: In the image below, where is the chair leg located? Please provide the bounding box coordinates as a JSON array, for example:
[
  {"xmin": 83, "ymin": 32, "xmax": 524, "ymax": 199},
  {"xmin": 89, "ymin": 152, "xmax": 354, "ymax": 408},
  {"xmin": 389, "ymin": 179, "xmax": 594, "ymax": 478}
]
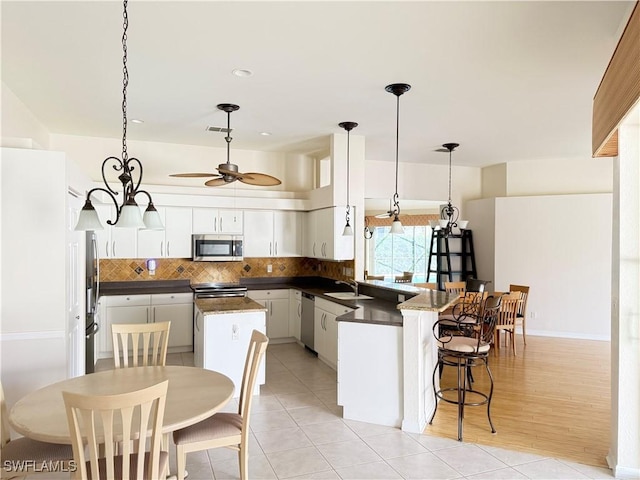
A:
[
  {"xmin": 176, "ymin": 444, "xmax": 187, "ymax": 480},
  {"xmin": 522, "ymin": 317, "xmax": 527, "ymax": 345},
  {"xmin": 484, "ymin": 358, "xmax": 497, "ymax": 434},
  {"xmin": 457, "ymin": 359, "xmax": 464, "ymax": 441},
  {"xmin": 512, "ymin": 330, "xmax": 517, "ymax": 356},
  {"xmin": 428, "ymin": 360, "xmax": 441, "ymax": 425},
  {"xmin": 239, "ymin": 444, "xmax": 248, "ymax": 480}
]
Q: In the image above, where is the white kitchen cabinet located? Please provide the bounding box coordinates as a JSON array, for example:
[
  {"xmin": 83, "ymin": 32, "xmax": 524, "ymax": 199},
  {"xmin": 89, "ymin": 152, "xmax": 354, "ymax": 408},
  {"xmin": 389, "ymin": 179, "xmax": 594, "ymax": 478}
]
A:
[
  {"xmin": 314, "ymin": 297, "xmax": 353, "ymax": 370},
  {"xmin": 243, "ymin": 210, "xmax": 302, "ymax": 257},
  {"xmin": 138, "ymin": 207, "xmax": 192, "ymax": 258},
  {"xmin": 289, "ymin": 289, "xmax": 302, "ymax": 341},
  {"xmin": 97, "ymin": 292, "xmax": 193, "ymax": 359},
  {"xmin": 247, "ymin": 290, "xmax": 291, "ymax": 340},
  {"xmin": 192, "ymin": 208, "xmax": 243, "ymax": 234},
  {"xmin": 304, "ymin": 207, "xmax": 354, "ymax": 261},
  {"xmin": 94, "ymin": 204, "xmax": 137, "ymax": 259}
]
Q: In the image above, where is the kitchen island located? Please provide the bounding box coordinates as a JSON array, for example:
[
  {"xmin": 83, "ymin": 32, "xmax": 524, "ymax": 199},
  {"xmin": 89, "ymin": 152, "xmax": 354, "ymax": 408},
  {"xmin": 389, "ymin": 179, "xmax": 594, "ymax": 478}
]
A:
[
  {"xmin": 194, "ymin": 296, "xmax": 267, "ymax": 397},
  {"xmin": 337, "ymin": 288, "xmax": 457, "ymax": 432}
]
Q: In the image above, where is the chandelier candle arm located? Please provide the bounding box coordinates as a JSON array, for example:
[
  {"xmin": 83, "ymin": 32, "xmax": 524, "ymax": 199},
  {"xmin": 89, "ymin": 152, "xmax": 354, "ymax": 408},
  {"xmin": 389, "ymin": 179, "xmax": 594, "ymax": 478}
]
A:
[
  {"xmin": 339, "ymin": 121, "xmax": 358, "ymax": 236},
  {"xmin": 75, "ymin": 0, "xmax": 162, "ymax": 231}
]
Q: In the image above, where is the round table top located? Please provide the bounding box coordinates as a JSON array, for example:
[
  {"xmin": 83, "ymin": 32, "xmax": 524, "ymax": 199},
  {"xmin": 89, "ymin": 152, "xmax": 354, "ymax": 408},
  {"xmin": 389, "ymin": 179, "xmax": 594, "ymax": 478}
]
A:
[{"xmin": 9, "ymin": 365, "xmax": 235, "ymax": 444}]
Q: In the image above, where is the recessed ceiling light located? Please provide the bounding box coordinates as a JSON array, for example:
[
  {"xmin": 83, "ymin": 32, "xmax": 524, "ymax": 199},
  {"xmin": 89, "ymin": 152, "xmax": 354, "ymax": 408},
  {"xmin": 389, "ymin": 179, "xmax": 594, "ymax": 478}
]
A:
[
  {"xmin": 260, "ymin": 132, "xmax": 272, "ymax": 136},
  {"xmin": 232, "ymin": 69, "xmax": 253, "ymax": 78},
  {"xmin": 130, "ymin": 118, "xmax": 144, "ymax": 124}
]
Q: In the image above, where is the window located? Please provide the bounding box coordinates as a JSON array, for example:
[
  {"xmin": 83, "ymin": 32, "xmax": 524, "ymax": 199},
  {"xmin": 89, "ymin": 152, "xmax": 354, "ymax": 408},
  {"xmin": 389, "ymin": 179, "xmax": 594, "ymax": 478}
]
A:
[{"xmin": 367, "ymin": 225, "xmax": 434, "ymax": 282}]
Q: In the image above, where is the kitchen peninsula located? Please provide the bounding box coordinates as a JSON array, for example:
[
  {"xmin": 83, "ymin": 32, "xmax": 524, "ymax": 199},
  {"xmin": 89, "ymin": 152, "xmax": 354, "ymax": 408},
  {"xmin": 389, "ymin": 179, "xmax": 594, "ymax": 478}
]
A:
[{"xmin": 337, "ymin": 284, "xmax": 457, "ymax": 433}]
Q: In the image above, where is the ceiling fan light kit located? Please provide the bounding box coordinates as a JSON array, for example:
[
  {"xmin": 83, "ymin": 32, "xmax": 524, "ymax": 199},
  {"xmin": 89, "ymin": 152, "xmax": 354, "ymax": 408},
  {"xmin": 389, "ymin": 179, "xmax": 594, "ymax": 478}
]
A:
[
  {"xmin": 385, "ymin": 83, "xmax": 411, "ymax": 235},
  {"xmin": 339, "ymin": 121, "xmax": 358, "ymax": 236},
  {"xmin": 75, "ymin": 0, "xmax": 163, "ymax": 232},
  {"xmin": 171, "ymin": 103, "xmax": 281, "ymax": 188}
]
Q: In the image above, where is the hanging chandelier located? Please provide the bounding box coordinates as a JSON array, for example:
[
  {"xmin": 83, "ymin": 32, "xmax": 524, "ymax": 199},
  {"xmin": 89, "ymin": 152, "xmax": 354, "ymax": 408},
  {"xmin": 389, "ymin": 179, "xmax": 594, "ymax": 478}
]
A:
[
  {"xmin": 338, "ymin": 121, "xmax": 358, "ymax": 236},
  {"xmin": 386, "ymin": 83, "xmax": 411, "ymax": 234},
  {"xmin": 75, "ymin": 0, "xmax": 162, "ymax": 231},
  {"xmin": 439, "ymin": 142, "xmax": 462, "ymax": 236}
]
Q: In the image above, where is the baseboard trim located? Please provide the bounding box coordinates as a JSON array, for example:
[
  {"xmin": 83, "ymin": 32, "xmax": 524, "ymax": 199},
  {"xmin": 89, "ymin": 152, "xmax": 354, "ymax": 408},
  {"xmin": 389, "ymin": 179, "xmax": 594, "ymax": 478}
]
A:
[{"xmin": 525, "ymin": 330, "xmax": 610, "ymax": 341}]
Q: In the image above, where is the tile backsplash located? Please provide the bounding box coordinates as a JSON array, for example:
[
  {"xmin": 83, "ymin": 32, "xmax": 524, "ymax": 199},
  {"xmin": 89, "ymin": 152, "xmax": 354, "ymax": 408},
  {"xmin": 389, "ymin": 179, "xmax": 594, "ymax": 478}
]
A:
[{"xmin": 99, "ymin": 257, "xmax": 354, "ymax": 284}]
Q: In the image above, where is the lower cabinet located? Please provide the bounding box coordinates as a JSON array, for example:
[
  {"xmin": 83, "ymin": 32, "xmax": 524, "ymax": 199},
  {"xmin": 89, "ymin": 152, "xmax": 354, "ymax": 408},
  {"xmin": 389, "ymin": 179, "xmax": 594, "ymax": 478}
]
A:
[
  {"xmin": 314, "ymin": 297, "xmax": 354, "ymax": 370},
  {"xmin": 97, "ymin": 293, "xmax": 193, "ymax": 359},
  {"xmin": 247, "ymin": 290, "xmax": 291, "ymax": 341},
  {"xmin": 289, "ymin": 289, "xmax": 302, "ymax": 341}
]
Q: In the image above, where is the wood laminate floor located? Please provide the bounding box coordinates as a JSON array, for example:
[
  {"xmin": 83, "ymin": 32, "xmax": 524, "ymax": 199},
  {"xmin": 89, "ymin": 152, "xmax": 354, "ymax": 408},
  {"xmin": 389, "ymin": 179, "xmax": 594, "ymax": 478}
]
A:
[{"xmin": 425, "ymin": 335, "xmax": 611, "ymax": 468}]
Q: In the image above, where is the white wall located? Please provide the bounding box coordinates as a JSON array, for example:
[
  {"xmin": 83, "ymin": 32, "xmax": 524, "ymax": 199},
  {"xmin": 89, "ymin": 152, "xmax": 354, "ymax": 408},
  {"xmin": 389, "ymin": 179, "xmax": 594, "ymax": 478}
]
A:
[
  {"xmin": 493, "ymin": 194, "xmax": 612, "ymax": 340},
  {"xmin": 1, "ymin": 82, "xmax": 50, "ymax": 149},
  {"xmin": 464, "ymin": 198, "xmax": 496, "ymax": 287}
]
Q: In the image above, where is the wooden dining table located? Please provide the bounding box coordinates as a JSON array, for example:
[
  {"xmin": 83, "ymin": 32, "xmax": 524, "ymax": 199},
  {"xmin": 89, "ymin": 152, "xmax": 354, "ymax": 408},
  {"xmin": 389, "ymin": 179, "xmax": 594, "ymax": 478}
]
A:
[{"xmin": 9, "ymin": 365, "xmax": 235, "ymax": 444}]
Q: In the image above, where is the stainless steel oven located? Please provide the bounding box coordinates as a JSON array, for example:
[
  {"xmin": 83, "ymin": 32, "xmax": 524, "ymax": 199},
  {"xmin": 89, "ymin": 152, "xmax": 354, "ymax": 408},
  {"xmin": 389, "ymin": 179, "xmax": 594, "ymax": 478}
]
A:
[{"xmin": 192, "ymin": 234, "xmax": 243, "ymax": 262}]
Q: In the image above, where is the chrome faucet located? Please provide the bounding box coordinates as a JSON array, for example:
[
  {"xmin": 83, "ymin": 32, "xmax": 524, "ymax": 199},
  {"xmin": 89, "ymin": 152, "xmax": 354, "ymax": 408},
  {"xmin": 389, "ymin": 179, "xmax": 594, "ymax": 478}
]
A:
[{"xmin": 335, "ymin": 279, "xmax": 358, "ymax": 296}]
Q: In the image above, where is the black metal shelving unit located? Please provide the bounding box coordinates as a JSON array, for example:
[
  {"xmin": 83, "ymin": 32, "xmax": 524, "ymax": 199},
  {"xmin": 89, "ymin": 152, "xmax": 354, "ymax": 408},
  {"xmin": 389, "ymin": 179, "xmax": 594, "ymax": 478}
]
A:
[{"xmin": 427, "ymin": 229, "xmax": 477, "ymax": 290}]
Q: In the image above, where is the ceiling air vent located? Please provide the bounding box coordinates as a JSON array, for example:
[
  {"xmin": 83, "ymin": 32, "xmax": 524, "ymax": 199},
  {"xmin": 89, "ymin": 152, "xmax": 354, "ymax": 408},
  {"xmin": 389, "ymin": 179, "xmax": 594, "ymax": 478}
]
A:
[{"xmin": 206, "ymin": 126, "xmax": 232, "ymax": 133}]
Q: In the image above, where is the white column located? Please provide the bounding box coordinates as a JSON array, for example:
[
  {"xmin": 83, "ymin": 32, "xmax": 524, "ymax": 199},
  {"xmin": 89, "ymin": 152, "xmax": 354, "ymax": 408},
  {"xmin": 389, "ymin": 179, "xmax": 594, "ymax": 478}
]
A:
[
  {"xmin": 609, "ymin": 122, "xmax": 640, "ymax": 479},
  {"xmin": 400, "ymin": 308, "xmax": 438, "ymax": 433}
]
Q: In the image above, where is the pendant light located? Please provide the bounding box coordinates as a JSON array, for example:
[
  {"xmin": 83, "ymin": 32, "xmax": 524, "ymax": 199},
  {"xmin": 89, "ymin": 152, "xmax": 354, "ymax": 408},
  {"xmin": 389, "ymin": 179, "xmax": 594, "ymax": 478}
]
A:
[
  {"xmin": 339, "ymin": 121, "xmax": 358, "ymax": 236},
  {"xmin": 440, "ymin": 142, "xmax": 461, "ymax": 236},
  {"xmin": 386, "ymin": 83, "xmax": 411, "ymax": 234},
  {"xmin": 75, "ymin": 0, "xmax": 162, "ymax": 231}
]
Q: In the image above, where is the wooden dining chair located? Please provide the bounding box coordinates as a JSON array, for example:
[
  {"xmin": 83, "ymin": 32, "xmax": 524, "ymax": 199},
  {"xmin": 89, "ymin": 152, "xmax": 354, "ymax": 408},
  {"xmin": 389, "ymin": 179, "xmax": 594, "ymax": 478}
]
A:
[
  {"xmin": 111, "ymin": 321, "xmax": 171, "ymax": 368},
  {"xmin": 394, "ymin": 272, "xmax": 414, "ymax": 283},
  {"xmin": 414, "ymin": 282, "xmax": 438, "ymax": 290},
  {"xmin": 494, "ymin": 292, "xmax": 521, "ymax": 355},
  {"xmin": 173, "ymin": 330, "xmax": 269, "ymax": 480},
  {"xmin": 1, "ymin": 383, "xmax": 74, "ymax": 480},
  {"xmin": 63, "ymin": 380, "xmax": 169, "ymax": 480},
  {"xmin": 444, "ymin": 281, "xmax": 466, "ymax": 294},
  {"xmin": 510, "ymin": 284, "xmax": 530, "ymax": 345}
]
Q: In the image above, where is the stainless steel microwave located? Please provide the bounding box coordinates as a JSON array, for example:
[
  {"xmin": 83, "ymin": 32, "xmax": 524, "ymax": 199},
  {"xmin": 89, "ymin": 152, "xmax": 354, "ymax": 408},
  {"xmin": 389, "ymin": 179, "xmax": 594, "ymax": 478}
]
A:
[{"xmin": 192, "ymin": 235, "xmax": 243, "ymax": 262}]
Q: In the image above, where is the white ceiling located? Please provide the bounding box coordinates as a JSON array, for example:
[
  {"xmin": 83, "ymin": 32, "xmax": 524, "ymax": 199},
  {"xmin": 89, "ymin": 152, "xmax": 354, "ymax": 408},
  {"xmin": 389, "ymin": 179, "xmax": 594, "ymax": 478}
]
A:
[{"xmin": 1, "ymin": 1, "xmax": 633, "ymax": 171}]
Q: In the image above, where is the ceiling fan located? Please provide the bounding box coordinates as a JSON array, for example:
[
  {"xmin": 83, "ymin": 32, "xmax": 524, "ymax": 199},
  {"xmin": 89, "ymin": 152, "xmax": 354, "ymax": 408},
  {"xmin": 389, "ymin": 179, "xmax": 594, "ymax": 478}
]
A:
[
  {"xmin": 374, "ymin": 198, "xmax": 396, "ymax": 219},
  {"xmin": 170, "ymin": 103, "xmax": 281, "ymax": 187}
]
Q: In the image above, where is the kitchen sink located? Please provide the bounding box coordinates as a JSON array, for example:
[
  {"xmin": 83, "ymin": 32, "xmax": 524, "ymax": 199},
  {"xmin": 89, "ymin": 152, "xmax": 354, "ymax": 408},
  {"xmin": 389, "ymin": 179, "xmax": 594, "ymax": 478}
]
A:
[{"xmin": 324, "ymin": 292, "xmax": 373, "ymax": 300}]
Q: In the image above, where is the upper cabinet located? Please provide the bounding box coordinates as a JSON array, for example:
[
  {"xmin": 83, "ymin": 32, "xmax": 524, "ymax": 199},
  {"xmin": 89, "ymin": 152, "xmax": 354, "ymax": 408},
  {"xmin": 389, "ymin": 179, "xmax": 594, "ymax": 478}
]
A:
[
  {"xmin": 304, "ymin": 207, "xmax": 354, "ymax": 261},
  {"xmin": 192, "ymin": 208, "xmax": 243, "ymax": 234},
  {"xmin": 94, "ymin": 204, "xmax": 137, "ymax": 259},
  {"xmin": 243, "ymin": 210, "xmax": 303, "ymax": 257},
  {"xmin": 138, "ymin": 207, "xmax": 192, "ymax": 258}
]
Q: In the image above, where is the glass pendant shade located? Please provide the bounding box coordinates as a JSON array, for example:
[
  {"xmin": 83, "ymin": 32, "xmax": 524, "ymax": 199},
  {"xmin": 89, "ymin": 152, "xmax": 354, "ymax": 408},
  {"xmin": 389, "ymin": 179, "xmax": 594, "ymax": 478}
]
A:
[
  {"xmin": 143, "ymin": 205, "xmax": 164, "ymax": 230},
  {"xmin": 75, "ymin": 201, "xmax": 104, "ymax": 231},
  {"xmin": 342, "ymin": 222, "xmax": 354, "ymax": 236},
  {"xmin": 390, "ymin": 216, "xmax": 404, "ymax": 234},
  {"xmin": 117, "ymin": 201, "xmax": 145, "ymax": 229}
]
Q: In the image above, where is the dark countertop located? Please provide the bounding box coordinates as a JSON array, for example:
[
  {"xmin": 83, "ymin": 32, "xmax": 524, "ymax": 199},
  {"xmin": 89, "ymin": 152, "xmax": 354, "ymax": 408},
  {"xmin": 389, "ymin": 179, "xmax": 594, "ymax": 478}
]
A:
[{"xmin": 98, "ymin": 276, "xmax": 421, "ymax": 326}]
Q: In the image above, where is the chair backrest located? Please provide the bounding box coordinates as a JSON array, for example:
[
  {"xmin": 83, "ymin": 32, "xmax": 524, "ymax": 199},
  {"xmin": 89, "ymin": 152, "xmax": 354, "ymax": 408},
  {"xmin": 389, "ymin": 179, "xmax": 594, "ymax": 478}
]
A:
[
  {"xmin": 465, "ymin": 278, "xmax": 490, "ymax": 293},
  {"xmin": 394, "ymin": 272, "xmax": 413, "ymax": 283},
  {"xmin": 237, "ymin": 330, "xmax": 269, "ymax": 433},
  {"xmin": 509, "ymin": 284, "xmax": 530, "ymax": 316},
  {"xmin": 1, "ymin": 383, "xmax": 10, "ymax": 448},
  {"xmin": 479, "ymin": 295, "xmax": 503, "ymax": 345},
  {"xmin": 496, "ymin": 292, "xmax": 521, "ymax": 330},
  {"xmin": 413, "ymin": 282, "xmax": 438, "ymax": 290},
  {"xmin": 63, "ymin": 380, "xmax": 168, "ymax": 480},
  {"xmin": 111, "ymin": 322, "xmax": 171, "ymax": 368},
  {"xmin": 444, "ymin": 281, "xmax": 466, "ymax": 294}
]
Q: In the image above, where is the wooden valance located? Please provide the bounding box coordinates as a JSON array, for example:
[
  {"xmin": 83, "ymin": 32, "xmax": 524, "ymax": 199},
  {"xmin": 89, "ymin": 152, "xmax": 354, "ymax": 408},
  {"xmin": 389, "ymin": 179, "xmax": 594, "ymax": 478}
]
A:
[
  {"xmin": 365, "ymin": 213, "xmax": 440, "ymax": 228},
  {"xmin": 592, "ymin": 2, "xmax": 639, "ymax": 157}
]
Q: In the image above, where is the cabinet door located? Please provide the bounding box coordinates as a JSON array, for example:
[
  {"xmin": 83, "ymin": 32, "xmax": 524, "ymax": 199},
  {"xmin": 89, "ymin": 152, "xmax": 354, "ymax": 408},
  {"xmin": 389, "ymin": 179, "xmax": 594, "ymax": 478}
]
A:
[
  {"xmin": 304, "ymin": 210, "xmax": 318, "ymax": 258},
  {"xmin": 314, "ymin": 307, "xmax": 326, "ymax": 357},
  {"xmin": 267, "ymin": 298, "xmax": 290, "ymax": 339},
  {"xmin": 274, "ymin": 211, "xmax": 301, "ymax": 257},
  {"xmin": 105, "ymin": 305, "xmax": 150, "ymax": 354},
  {"xmin": 325, "ymin": 312, "xmax": 338, "ymax": 369},
  {"xmin": 153, "ymin": 303, "xmax": 193, "ymax": 349},
  {"xmin": 243, "ymin": 210, "xmax": 274, "ymax": 257},
  {"xmin": 164, "ymin": 207, "xmax": 192, "ymax": 258},
  {"xmin": 289, "ymin": 290, "xmax": 301, "ymax": 340},
  {"xmin": 332, "ymin": 206, "xmax": 355, "ymax": 261},
  {"xmin": 192, "ymin": 208, "xmax": 219, "ymax": 233},
  {"xmin": 219, "ymin": 209, "xmax": 243, "ymax": 234},
  {"xmin": 194, "ymin": 309, "xmax": 204, "ymax": 368},
  {"xmin": 137, "ymin": 207, "xmax": 166, "ymax": 258}
]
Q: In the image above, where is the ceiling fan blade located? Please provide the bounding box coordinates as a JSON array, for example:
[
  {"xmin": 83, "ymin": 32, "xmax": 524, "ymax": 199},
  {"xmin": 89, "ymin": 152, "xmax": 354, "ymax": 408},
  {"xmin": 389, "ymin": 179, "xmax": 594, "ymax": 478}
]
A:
[
  {"xmin": 169, "ymin": 172, "xmax": 218, "ymax": 178},
  {"xmin": 375, "ymin": 212, "xmax": 393, "ymax": 219},
  {"xmin": 238, "ymin": 173, "xmax": 282, "ymax": 186},
  {"xmin": 204, "ymin": 177, "xmax": 233, "ymax": 187}
]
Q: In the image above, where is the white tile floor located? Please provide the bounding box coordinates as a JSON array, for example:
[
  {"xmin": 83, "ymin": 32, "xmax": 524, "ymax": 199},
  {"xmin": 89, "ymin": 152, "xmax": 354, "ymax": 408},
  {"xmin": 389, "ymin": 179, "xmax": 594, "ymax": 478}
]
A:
[{"xmin": 157, "ymin": 343, "xmax": 614, "ymax": 480}]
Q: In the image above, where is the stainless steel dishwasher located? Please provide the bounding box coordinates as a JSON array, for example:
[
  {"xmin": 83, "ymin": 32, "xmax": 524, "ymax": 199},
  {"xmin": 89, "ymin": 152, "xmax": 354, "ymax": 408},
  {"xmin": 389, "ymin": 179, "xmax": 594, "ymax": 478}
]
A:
[{"xmin": 301, "ymin": 292, "xmax": 315, "ymax": 352}]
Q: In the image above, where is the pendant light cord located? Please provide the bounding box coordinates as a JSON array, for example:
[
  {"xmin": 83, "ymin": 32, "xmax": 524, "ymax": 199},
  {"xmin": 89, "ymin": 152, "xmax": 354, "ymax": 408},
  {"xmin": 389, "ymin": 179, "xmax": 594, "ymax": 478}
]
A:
[
  {"xmin": 346, "ymin": 129, "xmax": 350, "ymax": 217},
  {"xmin": 448, "ymin": 148, "xmax": 452, "ymax": 204},
  {"xmin": 121, "ymin": 0, "xmax": 129, "ymax": 163},
  {"xmin": 393, "ymin": 94, "xmax": 400, "ymax": 214}
]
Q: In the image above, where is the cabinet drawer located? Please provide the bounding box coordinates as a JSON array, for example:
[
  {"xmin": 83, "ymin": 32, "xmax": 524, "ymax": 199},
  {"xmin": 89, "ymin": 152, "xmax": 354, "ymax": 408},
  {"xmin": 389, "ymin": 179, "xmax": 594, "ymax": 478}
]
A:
[
  {"xmin": 151, "ymin": 293, "xmax": 193, "ymax": 305},
  {"xmin": 104, "ymin": 295, "xmax": 151, "ymax": 307},
  {"xmin": 248, "ymin": 289, "xmax": 290, "ymax": 300}
]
